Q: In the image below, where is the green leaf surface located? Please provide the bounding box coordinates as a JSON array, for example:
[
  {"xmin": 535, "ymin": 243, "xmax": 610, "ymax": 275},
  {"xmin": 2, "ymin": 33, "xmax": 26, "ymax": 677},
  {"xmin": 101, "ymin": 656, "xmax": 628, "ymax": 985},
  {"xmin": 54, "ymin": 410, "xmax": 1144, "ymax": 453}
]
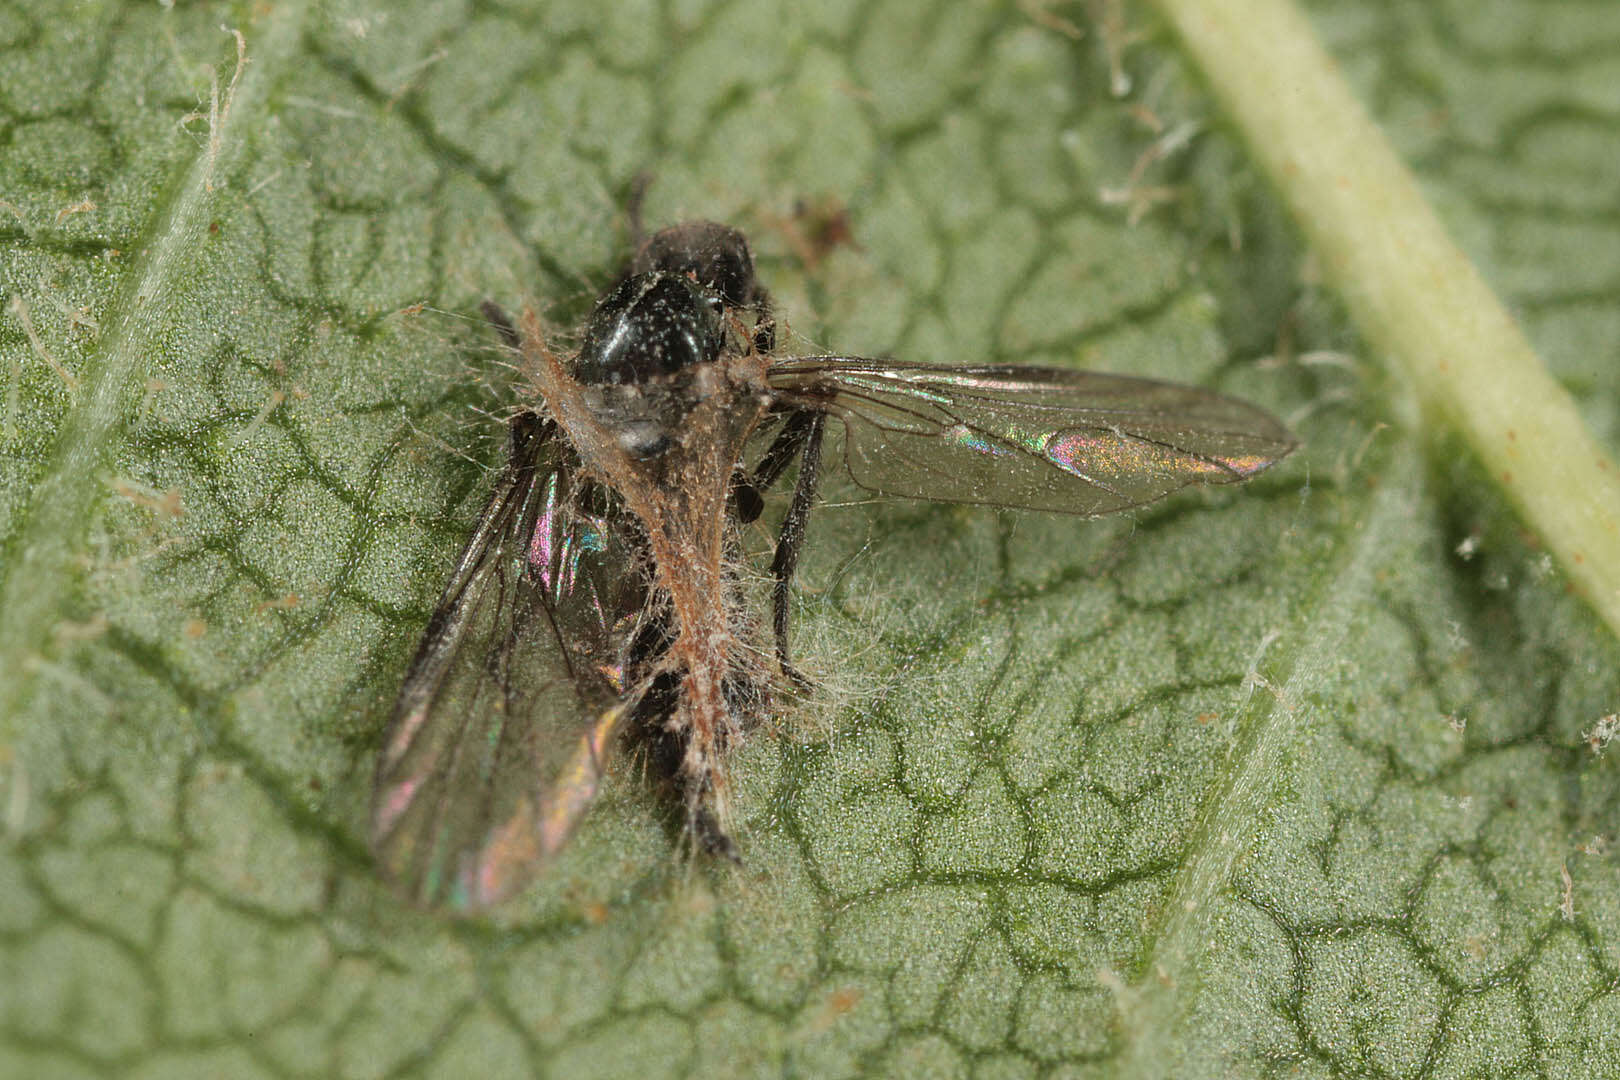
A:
[{"xmin": 2, "ymin": 1, "xmax": 1617, "ymax": 1077}]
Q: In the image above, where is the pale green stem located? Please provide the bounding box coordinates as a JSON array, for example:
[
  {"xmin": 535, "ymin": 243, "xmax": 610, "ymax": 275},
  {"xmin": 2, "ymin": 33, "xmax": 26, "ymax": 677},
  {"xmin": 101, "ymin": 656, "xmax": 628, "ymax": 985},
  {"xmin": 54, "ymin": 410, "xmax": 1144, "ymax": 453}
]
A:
[{"xmin": 1151, "ymin": 0, "xmax": 1620, "ymax": 639}]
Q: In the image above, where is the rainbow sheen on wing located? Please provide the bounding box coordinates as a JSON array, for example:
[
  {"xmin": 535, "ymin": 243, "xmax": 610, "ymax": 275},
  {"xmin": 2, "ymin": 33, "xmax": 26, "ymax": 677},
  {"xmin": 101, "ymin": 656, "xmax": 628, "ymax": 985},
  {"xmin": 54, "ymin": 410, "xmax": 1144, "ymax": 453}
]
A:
[
  {"xmin": 766, "ymin": 359, "xmax": 1296, "ymax": 515},
  {"xmin": 371, "ymin": 421, "xmax": 647, "ymax": 910}
]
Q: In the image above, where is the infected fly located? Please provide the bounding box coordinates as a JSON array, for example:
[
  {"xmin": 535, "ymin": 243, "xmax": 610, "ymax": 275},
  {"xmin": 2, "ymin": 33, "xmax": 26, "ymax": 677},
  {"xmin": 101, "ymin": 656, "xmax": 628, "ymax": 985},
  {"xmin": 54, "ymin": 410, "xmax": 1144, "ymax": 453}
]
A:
[{"xmin": 370, "ymin": 221, "xmax": 1298, "ymax": 909}]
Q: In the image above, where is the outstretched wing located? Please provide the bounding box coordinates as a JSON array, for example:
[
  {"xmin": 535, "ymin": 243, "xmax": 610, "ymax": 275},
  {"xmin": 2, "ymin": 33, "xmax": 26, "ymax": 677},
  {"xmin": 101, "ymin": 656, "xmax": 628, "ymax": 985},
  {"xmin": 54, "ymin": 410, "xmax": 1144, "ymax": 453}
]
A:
[
  {"xmin": 767, "ymin": 359, "xmax": 1297, "ymax": 516},
  {"xmin": 371, "ymin": 415, "xmax": 646, "ymax": 910}
]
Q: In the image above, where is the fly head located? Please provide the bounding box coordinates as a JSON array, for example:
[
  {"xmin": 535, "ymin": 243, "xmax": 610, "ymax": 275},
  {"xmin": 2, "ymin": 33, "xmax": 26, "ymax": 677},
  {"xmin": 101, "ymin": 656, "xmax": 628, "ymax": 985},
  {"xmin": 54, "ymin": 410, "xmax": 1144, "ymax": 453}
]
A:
[{"xmin": 632, "ymin": 221, "xmax": 760, "ymax": 310}]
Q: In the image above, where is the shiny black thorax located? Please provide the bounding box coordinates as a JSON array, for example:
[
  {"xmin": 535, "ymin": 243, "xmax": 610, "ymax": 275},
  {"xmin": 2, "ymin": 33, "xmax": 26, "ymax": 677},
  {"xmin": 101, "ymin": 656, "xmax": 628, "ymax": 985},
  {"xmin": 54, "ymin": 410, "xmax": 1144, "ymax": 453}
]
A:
[
  {"xmin": 574, "ymin": 273, "xmax": 727, "ymax": 387},
  {"xmin": 578, "ymin": 220, "xmax": 760, "ymax": 388},
  {"xmin": 568, "ymin": 222, "xmax": 767, "ymax": 464}
]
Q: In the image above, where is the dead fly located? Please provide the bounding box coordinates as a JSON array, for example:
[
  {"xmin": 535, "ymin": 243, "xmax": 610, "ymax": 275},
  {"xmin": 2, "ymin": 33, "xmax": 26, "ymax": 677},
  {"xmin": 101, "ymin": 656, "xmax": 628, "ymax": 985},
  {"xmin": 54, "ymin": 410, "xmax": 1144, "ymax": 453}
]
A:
[{"xmin": 370, "ymin": 221, "xmax": 1298, "ymax": 909}]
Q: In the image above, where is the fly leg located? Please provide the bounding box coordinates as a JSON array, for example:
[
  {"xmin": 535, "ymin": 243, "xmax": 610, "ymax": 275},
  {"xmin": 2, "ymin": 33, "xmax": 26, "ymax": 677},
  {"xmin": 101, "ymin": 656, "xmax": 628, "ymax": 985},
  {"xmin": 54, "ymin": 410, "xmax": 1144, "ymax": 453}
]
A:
[
  {"xmin": 729, "ymin": 412, "xmax": 826, "ymax": 683},
  {"xmin": 744, "ymin": 411, "xmax": 826, "ymax": 689},
  {"xmin": 729, "ymin": 404, "xmax": 810, "ymax": 523}
]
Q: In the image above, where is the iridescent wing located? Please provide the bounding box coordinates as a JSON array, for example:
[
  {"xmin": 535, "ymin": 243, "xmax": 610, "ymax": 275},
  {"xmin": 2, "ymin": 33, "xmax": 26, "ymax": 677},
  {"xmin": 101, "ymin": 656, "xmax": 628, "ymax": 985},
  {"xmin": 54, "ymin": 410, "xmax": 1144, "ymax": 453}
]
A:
[
  {"xmin": 767, "ymin": 359, "xmax": 1297, "ymax": 515},
  {"xmin": 371, "ymin": 415, "xmax": 647, "ymax": 910}
]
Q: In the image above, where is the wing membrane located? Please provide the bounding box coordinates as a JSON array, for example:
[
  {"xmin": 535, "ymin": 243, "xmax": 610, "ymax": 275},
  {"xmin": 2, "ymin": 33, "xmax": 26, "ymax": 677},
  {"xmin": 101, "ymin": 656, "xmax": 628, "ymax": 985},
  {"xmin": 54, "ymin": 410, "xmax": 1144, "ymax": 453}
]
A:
[
  {"xmin": 371, "ymin": 416, "xmax": 646, "ymax": 909},
  {"xmin": 768, "ymin": 359, "xmax": 1297, "ymax": 515}
]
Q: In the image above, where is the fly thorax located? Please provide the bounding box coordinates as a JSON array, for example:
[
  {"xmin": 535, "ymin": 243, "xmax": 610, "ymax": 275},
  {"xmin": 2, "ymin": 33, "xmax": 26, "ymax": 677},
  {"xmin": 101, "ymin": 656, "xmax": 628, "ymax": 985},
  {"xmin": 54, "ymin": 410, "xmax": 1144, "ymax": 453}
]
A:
[
  {"xmin": 574, "ymin": 272, "xmax": 726, "ymax": 386},
  {"xmin": 569, "ymin": 267, "xmax": 735, "ymax": 466}
]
